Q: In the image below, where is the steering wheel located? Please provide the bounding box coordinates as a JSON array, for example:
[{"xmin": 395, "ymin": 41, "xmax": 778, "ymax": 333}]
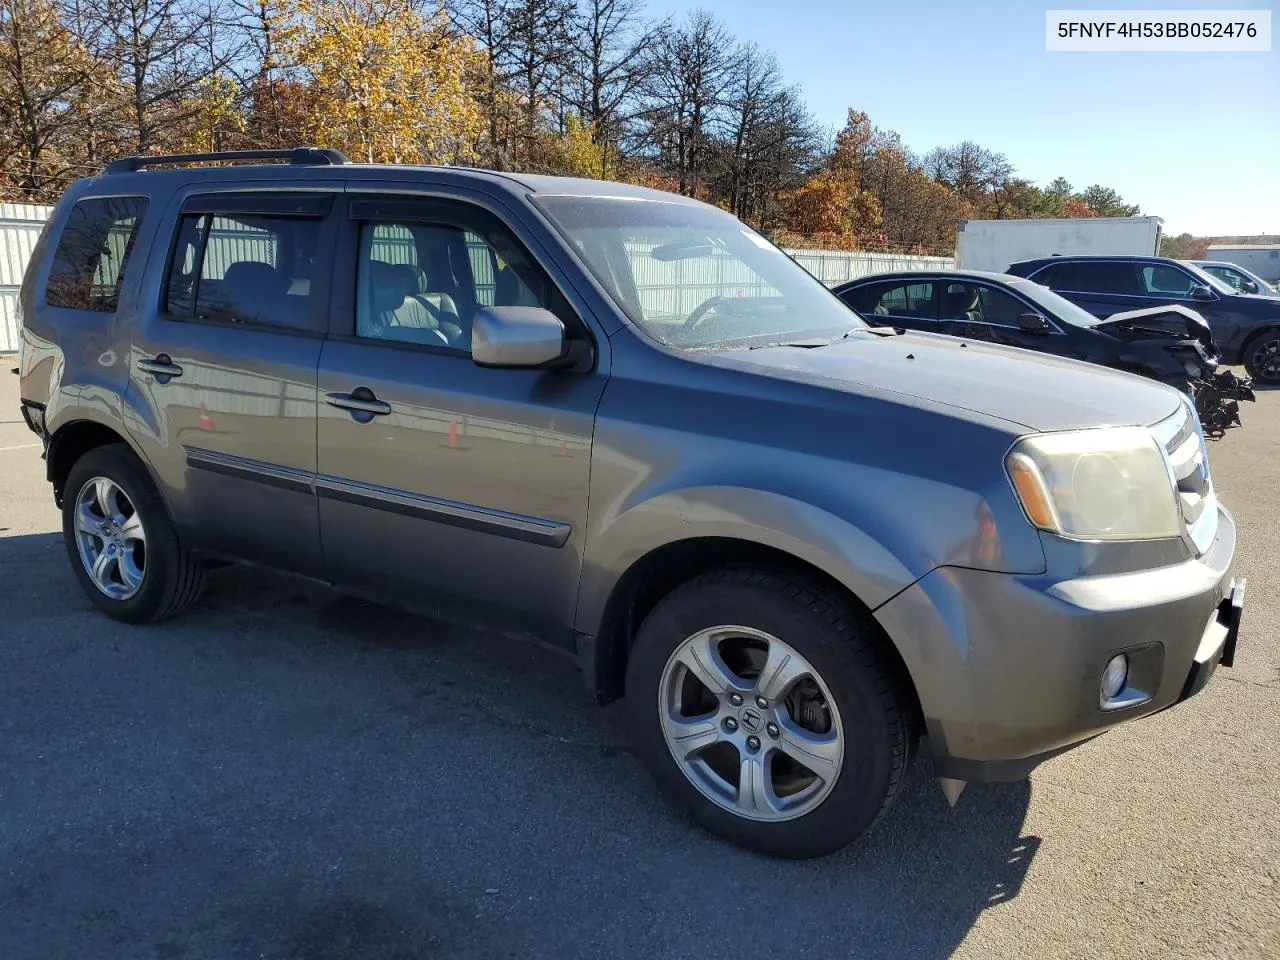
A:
[{"xmin": 682, "ymin": 296, "xmax": 729, "ymax": 333}]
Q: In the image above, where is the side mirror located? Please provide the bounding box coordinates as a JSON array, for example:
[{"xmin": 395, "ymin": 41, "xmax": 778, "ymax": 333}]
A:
[
  {"xmin": 1242, "ymin": 279, "xmax": 1260, "ymax": 295},
  {"xmin": 1191, "ymin": 285, "xmax": 1215, "ymax": 302},
  {"xmin": 472, "ymin": 306, "xmax": 568, "ymax": 368},
  {"xmin": 1018, "ymin": 312, "xmax": 1051, "ymax": 333}
]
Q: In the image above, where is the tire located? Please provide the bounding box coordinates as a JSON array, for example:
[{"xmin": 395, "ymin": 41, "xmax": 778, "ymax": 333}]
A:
[
  {"xmin": 61, "ymin": 444, "xmax": 205, "ymax": 623},
  {"xmin": 626, "ymin": 566, "xmax": 913, "ymax": 859},
  {"xmin": 1243, "ymin": 331, "xmax": 1280, "ymax": 384}
]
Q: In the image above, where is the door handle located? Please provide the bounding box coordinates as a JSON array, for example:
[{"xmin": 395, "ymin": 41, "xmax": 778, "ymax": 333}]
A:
[
  {"xmin": 137, "ymin": 355, "xmax": 183, "ymax": 381},
  {"xmin": 325, "ymin": 391, "xmax": 391, "ymax": 417}
]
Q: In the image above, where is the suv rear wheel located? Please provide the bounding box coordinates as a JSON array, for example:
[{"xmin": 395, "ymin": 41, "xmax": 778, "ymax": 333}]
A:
[
  {"xmin": 626, "ymin": 567, "xmax": 913, "ymax": 858},
  {"xmin": 62, "ymin": 444, "xmax": 205, "ymax": 623}
]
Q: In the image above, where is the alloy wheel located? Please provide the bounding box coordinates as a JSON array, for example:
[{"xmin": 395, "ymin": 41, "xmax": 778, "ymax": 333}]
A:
[
  {"xmin": 1250, "ymin": 336, "xmax": 1280, "ymax": 382},
  {"xmin": 658, "ymin": 625, "xmax": 844, "ymax": 822},
  {"xmin": 73, "ymin": 476, "xmax": 147, "ymax": 600}
]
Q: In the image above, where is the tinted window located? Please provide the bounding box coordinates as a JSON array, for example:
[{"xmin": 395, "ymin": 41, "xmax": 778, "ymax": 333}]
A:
[
  {"xmin": 45, "ymin": 197, "xmax": 147, "ymax": 312},
  {"xmin": 1071, "ymin": 261, "xmax": 1140, "ymax": 295},
  {"xmin": 166, "ymin": 212, "xmax": 322, "ymax": 329},
  {"xmin": 1028, "ymin": 262, "xmax": 1081, "ymax": 291},
  {"xmin": 844, "ymin": 280, "xmax": 935, "ymax": 319},
  {"xmin": 939, "ymin": 281, "xmax": 1027, "ymax": 327},
  {"xmin": 355, "ymin": 217, "xmax": 547, "ymax": 352},
  {"xmin": 1141, "ymin": 264, "xmax": 1197, "ymax": 296}
]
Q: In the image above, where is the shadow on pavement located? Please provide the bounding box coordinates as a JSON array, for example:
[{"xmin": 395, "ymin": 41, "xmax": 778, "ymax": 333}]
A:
[{"xmin": 0, "ymin": 535, "xmax": 1036, "ymax": 960}]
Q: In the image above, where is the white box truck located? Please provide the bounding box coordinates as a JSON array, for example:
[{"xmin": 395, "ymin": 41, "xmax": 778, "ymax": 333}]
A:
[
  {"xmin": 955, "ymin": 216, "xmax": 1164, "ymax": 272},
  {"xmin": 1205, "ymin": 245, "xmax": 1280, "ymax": 285}
]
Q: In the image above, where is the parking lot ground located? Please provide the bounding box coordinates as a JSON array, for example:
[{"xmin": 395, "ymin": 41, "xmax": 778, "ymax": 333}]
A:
[{"xmin": 1, "ymin": 363, "xmax": 1277, "ymax": 960}]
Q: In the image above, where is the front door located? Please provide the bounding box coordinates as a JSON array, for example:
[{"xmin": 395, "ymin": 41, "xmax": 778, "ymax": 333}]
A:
[
  {"xmin": 315, "ymin": 195, "xmax": 607, "ymax": 642},
  {"xmin": 125, "ymin": 188, "xmax": 341, "ymax": 576}
]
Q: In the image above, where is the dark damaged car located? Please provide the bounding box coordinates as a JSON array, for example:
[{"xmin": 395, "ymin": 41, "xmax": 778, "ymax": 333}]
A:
[{"xmin": 833, "ymin": 270, "xmax": 1254, "ymax": 435}]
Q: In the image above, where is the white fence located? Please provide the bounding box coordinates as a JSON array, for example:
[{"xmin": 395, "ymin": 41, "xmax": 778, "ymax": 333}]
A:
[
  {"xmin": 0, "ymin": 203, "xmax": 55, "ymax": 353},
  {"xmin": 0, "ymin": 204, "xmax": 955, "ymax": 353}
]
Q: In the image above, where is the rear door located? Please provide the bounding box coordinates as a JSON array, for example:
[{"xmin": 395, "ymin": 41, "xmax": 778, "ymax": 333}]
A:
[
  {"xmin": 314, "ymin": 192, "xmax": 607, "ymax": 641},
  {"xmin": 837, "ymin": 278, "xmax": 938, "ymax": 333},
  {"xmin": 1031, "ymin": 260, "xmax": 1144, "ymax": 318},
  {"xmin": 125, "ymin": 187, "xmax": 341, "ymax": 576}
]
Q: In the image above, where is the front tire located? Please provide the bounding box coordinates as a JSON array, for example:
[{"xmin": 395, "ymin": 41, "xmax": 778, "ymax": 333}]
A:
[
  {"xmin": 626, "ymin": 567, "xmax": 913, "ymax": 858},
  {"xmin": 62, "ymin": 444, "xmax": 205, "ymax": 623},
  {"xmin": 1243, "ymin": 331, "xmax": 1280, "ymax": 384}
]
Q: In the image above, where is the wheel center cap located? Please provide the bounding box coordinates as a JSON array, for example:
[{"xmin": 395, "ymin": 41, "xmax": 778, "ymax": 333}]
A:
[{"xmin": 738, "ymin": 706, "xmax": 764, "ymax": 733}]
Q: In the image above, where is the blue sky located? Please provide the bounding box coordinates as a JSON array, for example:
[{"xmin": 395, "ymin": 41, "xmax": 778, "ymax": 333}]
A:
[{"xmin": 647, "ymin": 0, "xmax": 1279, "ymax": 236}]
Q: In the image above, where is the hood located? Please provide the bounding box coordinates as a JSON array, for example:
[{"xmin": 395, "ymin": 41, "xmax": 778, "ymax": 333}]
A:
[
  {"xmin": 711, "ymin": 331, "xmax": 1182, "ymax": 432},
  {"xmin": 1094, "ymin": 304, "xmax": 1217, "ymax": 356}
]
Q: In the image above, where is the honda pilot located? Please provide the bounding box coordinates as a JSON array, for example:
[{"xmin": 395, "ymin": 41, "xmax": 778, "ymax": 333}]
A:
[{"xmin": 16, "ymin": 149, "xmax": 1246, "ymax": 858}]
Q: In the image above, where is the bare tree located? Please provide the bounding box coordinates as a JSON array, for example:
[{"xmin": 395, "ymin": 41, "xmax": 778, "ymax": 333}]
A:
[
  {"xmin": 923, "ymin": 140, "xmax": 1014, "ymax": 206},
  {"xmin": 564, "ymin": 0, "xmax": 650, "ymax": 159},
  {"xmin": 637, "ymin": 9, "xmax": 735, "ymax": 196},
  {"xmin": 81, "ymin": 0, "xmax": 232, "ymax": 153}
]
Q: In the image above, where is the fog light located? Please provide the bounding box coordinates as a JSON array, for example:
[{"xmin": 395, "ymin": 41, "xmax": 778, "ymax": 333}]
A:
[{"xmin": 1101, "ymin": 654, "xmax": 1129, "ymax": 699}]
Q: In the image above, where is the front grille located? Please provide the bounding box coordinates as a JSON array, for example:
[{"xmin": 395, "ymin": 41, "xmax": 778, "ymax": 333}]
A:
[{"xmin": 1152, "ymin": 400, "xmax": 1217, "ymax": 555}]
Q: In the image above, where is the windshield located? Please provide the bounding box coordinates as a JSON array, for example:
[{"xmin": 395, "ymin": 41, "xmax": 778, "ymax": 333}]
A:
[
  {"xmin": 534, "ymin": 196, "xmax": 864, "ymax": 349},
  {"xmin": 1010, "ymin": 278, "xmax": 1105, "ymax": 328}
]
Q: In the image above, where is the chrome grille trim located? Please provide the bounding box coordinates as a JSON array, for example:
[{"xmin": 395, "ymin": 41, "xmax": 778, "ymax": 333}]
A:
[{"xmin": 1152, "ymin": 399, "xmax": 1217, "ymax": 556}]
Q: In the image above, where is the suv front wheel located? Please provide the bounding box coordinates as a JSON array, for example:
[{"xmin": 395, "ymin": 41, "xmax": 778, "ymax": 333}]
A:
[
  {"xmin": 626, "ymin": 567, "xmax": 914, "ymax": 858},
  {"xmin": 62, "ymin": 444, "xmax": 205, "ymax": 623}
]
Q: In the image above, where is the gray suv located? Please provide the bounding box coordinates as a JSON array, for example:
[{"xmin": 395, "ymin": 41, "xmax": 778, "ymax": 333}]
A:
[{"xmin": 16, "ymin": 149, "xmax": 1246, "ymax": 858}]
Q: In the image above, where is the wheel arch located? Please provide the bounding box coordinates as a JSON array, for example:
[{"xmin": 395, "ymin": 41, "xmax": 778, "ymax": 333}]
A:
[
  {"xmin": 46, "ymin": 419, "xmax": 165, "ymax": 517},
  {"xmin": 1237, "ymin": 324, "xmax": 1280, "ymax": 369},
  {"xmin": 580, "ymin": 534, "xmax": 925, "ymax": 736}
]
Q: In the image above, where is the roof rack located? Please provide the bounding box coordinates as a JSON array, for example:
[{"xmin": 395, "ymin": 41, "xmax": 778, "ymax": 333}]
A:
[{"xmin": 104, "ymin": 147, "xmax": 350, "ymax": 174}]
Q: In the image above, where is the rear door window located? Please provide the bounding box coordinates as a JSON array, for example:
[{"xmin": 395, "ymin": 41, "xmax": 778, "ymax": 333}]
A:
[
  {"xmin": 1072, "ymin": 261, "xmax": 1140, "ymax": 295},
  {"xmin": 841, "ymin": 280, "xmax": 936, "ymax": 319},
  {"xmin": 45, "ymin": 196, "xmax": 148, "ymax": 313},
  {"xmin": 164, "ymin": 194, "xmax": 331, "ymax": 332}
]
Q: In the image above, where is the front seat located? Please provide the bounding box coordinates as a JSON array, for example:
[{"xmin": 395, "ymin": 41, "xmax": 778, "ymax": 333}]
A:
[
  {"xmin": 942, "ymin": 285, "xmax": 982, "ymax": 323},
  {"xmin": 398, "ymin": 263, "xmax": 464, "ymax": 345},
  {"xmin": 363, "ymin": 261, "xmax": 449, "ymax": 346}
]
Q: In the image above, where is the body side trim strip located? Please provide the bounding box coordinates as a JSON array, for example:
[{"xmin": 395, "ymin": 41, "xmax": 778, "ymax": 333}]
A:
[
  {"xmin": 313, "ymin": 474, "xmax": 571, "ymax": 547},
  {"xmin": 183, "ymin": 445, "xmax": 570, "ymax": 547}
]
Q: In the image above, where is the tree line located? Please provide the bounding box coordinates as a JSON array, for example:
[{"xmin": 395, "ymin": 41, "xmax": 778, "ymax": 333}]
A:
[{"xmin": 0, "ymin": 0, "xmax": 1142, "ymax": 253}]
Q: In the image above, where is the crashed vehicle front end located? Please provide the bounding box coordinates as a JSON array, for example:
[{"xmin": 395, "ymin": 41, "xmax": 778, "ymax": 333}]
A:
[{"xmin": 1094, "ymin": 305, "xmax": 1255, "ymax": 435}]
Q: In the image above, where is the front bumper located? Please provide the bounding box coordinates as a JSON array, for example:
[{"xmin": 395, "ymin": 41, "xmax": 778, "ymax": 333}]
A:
[{"xmin": 874, "ymin": 506, "xmax": 1241, "ymax": 781}]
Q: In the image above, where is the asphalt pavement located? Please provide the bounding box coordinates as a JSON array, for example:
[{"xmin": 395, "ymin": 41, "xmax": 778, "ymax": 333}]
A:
[{"xmin": 1, "ymin": 364, "xmax": 1277, "ymax": 959}]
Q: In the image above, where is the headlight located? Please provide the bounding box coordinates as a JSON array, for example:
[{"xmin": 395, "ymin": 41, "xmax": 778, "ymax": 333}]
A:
[{"xmin": 1006, "ymin": 427, "xmax": 1181, "ymax": 540}]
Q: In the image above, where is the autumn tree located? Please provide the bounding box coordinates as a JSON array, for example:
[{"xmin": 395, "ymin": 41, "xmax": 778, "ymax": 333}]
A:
[
  {"xmin": 280, "ymin": 0, "xmax": 486, "ymax": 164},
  {"xmin": 0, "ymin": 0, "xmax": 111, "ymax": 198}
]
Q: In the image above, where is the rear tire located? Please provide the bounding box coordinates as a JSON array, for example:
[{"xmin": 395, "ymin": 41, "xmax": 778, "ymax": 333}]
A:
[
  {"xmin": 62, "ymin": 444, "xmax": 205, "ymax": 623},
  {"xmin": 1243, "ymin": 331, "xmax": 1280, "ymax": 384},
  {"xmin": 625, "ymin": 566, "xmax": 913, "ymax": 858}
]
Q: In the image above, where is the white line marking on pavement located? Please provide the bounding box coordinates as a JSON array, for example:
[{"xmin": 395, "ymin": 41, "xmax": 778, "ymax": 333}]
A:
[{"xmin": 0, "ymin": 442, "xmax": 41, "ymax": 451}]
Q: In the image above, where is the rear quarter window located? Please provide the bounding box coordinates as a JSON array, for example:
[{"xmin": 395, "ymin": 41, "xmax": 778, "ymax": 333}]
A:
[{"xmin": 44, "ymin": 197, "xmax": 148, "ymax": 313}]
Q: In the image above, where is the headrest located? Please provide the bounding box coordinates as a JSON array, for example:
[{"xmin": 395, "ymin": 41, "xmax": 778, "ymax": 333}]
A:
[
  {"xmin": 394, "ymin": 263, "xmax": 430, "ymax": 296},
  {"xmin": 366, "ymin": 260, "xmax": 408, "ymax": 315},
  {"xmin": 223, "ymin": 261, "xmax": 286, "ymax": 297}
]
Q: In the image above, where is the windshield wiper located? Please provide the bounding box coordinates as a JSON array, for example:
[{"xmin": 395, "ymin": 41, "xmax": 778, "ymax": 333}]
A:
[
  {"xmin": 748, "ymin": 337, "xmax": 832, "ymax": 350},
  {"xmin": 844, "ymin": 325, "xmax": 901, "ymax": 338}
]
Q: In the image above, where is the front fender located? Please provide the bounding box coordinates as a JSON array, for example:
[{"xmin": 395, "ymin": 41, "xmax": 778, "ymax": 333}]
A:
[{"xmin": 575, "ymin": 485, "xmax": 916, "ymax": 638}]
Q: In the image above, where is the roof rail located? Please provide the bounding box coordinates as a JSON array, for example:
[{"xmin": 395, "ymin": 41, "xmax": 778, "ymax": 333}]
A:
[{"xmin": 104, "ymin": 147, "xmax": 350, "ymax": 174}]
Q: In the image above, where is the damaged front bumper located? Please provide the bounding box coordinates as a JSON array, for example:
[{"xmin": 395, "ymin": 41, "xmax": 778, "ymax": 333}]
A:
[{"xmin": 1191, "ymin": 369, "xmax": 1255, "ymax": 436}]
